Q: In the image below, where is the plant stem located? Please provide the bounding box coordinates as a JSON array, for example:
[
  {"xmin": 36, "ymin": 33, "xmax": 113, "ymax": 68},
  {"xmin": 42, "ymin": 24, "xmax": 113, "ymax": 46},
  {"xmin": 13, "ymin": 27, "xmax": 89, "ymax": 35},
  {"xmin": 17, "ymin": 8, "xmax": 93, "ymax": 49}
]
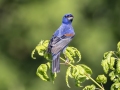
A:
[
  {"xmin": 85, "ymin": 74, "xmax": 105, "ymax": 90},
  {"xmin": 60, "ymin": 57, "xmax": 104, "ymax": 90},
  {"xmin": 60, "ymin": 57, "xmax": 74, "ymax": 67}
]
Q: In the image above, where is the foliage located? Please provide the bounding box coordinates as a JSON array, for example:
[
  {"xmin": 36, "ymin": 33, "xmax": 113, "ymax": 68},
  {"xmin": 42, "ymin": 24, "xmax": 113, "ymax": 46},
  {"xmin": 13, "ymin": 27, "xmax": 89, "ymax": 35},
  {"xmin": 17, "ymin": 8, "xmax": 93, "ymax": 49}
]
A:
[
  {"xmin": 1, "ymin": 0, "xmax": 120, "ymax": 90},
  {"xmin": 32, "ymin": 40, "xmax": 120, "ymax": 90},
  {"xmin": 101, "ymin": 42, "xmax": 120, "ymax": 90},
  {"xmin": 31, "ymin": 40, "xmax": 93, "ymax": 88}
]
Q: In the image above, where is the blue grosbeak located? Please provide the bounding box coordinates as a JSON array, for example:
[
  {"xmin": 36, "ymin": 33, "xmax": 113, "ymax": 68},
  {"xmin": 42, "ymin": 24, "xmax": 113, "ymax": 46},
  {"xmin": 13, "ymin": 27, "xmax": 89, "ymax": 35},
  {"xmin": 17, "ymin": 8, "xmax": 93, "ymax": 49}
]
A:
[{"xmin": 47, "ymin": 13, "xmax": 75, "ymax": 73}]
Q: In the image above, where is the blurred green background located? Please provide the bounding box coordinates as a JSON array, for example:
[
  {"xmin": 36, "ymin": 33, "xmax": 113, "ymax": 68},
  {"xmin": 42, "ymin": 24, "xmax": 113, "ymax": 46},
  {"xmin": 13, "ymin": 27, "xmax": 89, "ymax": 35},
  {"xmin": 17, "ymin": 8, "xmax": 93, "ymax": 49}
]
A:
[{"xmin": 0, "ymin": 0, "xmax": 120, "ymax": 90}]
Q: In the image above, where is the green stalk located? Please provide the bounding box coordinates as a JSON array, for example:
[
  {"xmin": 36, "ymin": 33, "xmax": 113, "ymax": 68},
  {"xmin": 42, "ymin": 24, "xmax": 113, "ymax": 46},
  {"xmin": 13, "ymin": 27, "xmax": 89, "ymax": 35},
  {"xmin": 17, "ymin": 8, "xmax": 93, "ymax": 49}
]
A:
[
  {"xmin": 85, "ymin": 74, "xmax": 105, "ymax": 90},
  {"xmin": 60, "ymin": 57, "xmax": 104, "ymax": 90},
  {"xmin": 60, "ymin": 57, "xmax": 74, "ymax": 67}
]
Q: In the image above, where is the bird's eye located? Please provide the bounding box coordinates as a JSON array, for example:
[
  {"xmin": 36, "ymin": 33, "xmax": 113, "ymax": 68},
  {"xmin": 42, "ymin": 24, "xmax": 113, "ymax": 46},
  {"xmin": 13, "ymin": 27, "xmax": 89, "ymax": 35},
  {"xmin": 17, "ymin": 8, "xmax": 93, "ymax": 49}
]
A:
[{"xmin": 65, "ymin": 15, "xmax": 70, "ymax": 18}]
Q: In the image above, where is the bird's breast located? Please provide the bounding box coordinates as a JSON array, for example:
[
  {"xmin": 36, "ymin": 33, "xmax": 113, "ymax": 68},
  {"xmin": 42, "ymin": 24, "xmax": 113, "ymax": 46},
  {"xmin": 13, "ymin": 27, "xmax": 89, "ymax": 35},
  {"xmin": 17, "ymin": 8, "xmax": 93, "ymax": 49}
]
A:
[{"xmin": 64, "ymin": 33, "xmax": 75, "ymax": 37}]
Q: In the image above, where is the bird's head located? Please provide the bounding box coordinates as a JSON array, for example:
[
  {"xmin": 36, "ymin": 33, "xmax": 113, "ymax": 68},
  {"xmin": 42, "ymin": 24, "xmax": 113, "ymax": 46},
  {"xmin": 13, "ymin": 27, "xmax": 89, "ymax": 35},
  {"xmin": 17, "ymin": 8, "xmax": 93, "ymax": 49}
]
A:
[{"xmin": 62, "ymin": 13, "xmax": 74, "ymax": 24}]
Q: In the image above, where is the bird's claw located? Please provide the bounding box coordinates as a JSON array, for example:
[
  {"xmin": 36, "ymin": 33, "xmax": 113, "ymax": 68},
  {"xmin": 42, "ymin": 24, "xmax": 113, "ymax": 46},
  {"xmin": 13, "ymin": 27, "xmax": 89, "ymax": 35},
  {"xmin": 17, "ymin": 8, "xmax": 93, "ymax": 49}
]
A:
[
  {"xmin": 60, "ymin": 57, "xmax": 70, "ymax": 65},
  {"xmin": 65, "ymin": 59, "xmax": 69, "ymax": 65}
]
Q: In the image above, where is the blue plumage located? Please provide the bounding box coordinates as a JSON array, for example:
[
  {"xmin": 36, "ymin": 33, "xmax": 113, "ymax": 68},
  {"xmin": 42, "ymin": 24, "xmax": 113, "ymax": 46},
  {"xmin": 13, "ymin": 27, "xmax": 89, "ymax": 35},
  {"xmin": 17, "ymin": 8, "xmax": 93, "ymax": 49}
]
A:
[{"xmin": 47, "ymin": 13, "xmax": 75, "ymax": 73}]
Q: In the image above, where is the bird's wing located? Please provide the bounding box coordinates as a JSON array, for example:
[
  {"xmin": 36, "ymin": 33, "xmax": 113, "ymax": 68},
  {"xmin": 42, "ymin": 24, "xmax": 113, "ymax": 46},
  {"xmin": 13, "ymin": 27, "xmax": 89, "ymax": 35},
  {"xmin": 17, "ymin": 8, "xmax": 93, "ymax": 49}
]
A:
[{"xmin": 47, "ymin": 34, "xmax": 74, "ymax": 55}]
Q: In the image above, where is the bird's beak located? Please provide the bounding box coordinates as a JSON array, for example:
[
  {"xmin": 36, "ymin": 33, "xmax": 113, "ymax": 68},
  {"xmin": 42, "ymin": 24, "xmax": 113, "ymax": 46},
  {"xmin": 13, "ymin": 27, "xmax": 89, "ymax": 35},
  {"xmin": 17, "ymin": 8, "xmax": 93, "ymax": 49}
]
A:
[{"xmin": 68, "ymin": 16, "xmax": 74, "ymax": 20}]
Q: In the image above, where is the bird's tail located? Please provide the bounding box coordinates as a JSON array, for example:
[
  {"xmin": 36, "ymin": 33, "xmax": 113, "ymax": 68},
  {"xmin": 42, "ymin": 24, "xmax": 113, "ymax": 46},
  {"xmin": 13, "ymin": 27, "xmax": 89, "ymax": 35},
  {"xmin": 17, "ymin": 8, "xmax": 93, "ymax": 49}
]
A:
[{"xmin": 52, "ymin": 53, "xmax": 60, "ymax": 73}]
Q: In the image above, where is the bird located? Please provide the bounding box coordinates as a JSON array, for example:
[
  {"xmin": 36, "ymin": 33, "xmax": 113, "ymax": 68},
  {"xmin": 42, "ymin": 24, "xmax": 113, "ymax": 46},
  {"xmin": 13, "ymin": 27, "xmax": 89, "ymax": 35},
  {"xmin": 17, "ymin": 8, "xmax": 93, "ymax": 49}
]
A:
[{"xmin": 47, "ymin": 13, "xmax": 75, "ymax": 73}]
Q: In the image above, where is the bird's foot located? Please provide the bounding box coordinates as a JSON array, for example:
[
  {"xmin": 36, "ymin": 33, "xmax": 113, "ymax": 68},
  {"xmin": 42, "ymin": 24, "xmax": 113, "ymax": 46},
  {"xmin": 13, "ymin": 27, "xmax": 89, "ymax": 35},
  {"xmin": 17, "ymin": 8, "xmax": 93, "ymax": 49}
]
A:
[
  {"xmin": 65, "ymin": 59, "xmax": 69, "ymax": 65},
  {"xmin": 60, "ymin": 54, "xmax": 70, "ymax": 65},
  {"xmin": 60, "ymin": 58, "xmax": 70, "ymax": 65}
]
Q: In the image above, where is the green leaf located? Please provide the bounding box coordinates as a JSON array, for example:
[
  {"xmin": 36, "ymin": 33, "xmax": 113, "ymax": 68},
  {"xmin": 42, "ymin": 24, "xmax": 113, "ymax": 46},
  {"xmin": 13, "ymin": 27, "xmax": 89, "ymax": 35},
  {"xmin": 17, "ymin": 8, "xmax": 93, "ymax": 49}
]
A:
[
  {"xmin": 75, "ymin": 72, "xmax": 87, "ymax": 83},
  {"xmin": 80, "ymin": 64, "xmax": 92, "ymax": 75},
  {"xmin": 103, "ymin": 51, "xmax": 113, "ymax": 60},
  {"xmin": 75, "ymin": 65, "xmax": 85, "ymax": 75},
  {"xmin": 70, "ymin": 47, "xmax": 81, "ymax": 63},
  {"xmin": 46, "ymin": 62, "xmax": 50, "ymax": 68},
  {"xmin": 101, "ymin": 59, "xmax": 109, "ymax": 74},
  {"xmin": 116, "ymin": 59, "xmax": 120, "ymax": 73},
  {"xmin": 65, "ymin": 65, "xmax": 90, "ymax": 88},
  {"xmin": 68, "ymin": 66, "xmax": 73, "ymax": 78},
  {"xmin": 36, "ymin": 40, "xmax": 49, "ymax": 56},
  {"xmin": 96, "ymin": 74, "xmax": 107, "ymax": 84},
  {"xmin": 31, "ymin": 40, "xmax": 50, "ymax": 60},
  {"xmin": 70, "ymin": 66, "xmax": 79, "ymax": 77},
  {"xmin": 46, "ymin": 62, "xmax": 57, "ymax": 82},
  {"xmin": 109, "ymin": 71, "xmax": 116, "ymax": 82},
  {"xmin": 44, "ymin": 52, "xmax": 52, "ymax": 60},
  {"xmin": 117, "ymin": 42, "xmax": 120, "ymax": 54},
  {"xmin": 111, "ymin": 82, "xmax": 120, "ymax": 90},
  {"xmin": 109, "ymin": 57, "xmax": 115, "ymax": 70},
  {"xmin": 50, "ymin": 72, "xmax": 57, "ymax": 83},
  {"xmin": 66, "ymin": 66, "xmax": 72, "ymax": 88},
  {"xmin": 65, "ymin": 48, "xmax": 74, "ymax": 63},
  {"xmin": 65, "ymin": 46, "xmax": 81, "ymax": 63},
  {"xmin": 31, "ymin": 49, "xmax": 36, "ymax": 59},
  {"xmin": 74, "ymin": 65, "xmax": 91, "ymax": 86},
  {"xmin": 36, "ymin": 63, "xmax": 50, "ymax": 81},
  {"xmin": 75, "ymin": 79, "xmax": 82, "ymax": 87},
  {"xmin": 83, "ymin": 85, "xmax": 96, "ymax": 90}
]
